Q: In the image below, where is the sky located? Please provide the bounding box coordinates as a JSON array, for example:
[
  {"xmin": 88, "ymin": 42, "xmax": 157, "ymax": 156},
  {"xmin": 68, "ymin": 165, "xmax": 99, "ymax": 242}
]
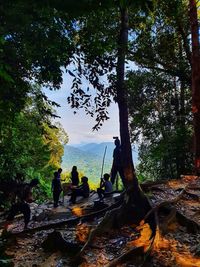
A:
[{"xmin": 44, "ymin": 72, "xmax": 120, "ymax": 145}]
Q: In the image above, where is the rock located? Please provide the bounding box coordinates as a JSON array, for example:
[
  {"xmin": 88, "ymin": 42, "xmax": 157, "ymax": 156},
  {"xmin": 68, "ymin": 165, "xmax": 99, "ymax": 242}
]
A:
[
  {"xmin": 32, "ymin": 211, "xmax": 47, "ymax": 222},
  {"xmin": 41, "ymin": 230, "xmax": 82, "ymax": 254},
  {"xmin": 38, "ymin": 204, "xmax": 48, "ymax": 209}
]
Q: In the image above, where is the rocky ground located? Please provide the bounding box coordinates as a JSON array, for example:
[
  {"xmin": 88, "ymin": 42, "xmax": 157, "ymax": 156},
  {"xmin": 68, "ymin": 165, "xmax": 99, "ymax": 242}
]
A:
[{"xmin": 0, "ymin": 176, "xmax": 200, "ymax": 267}]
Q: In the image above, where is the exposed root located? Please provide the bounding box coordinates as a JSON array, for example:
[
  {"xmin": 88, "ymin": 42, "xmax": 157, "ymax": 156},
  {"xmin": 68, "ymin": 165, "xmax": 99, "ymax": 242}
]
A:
[
  {"xmin": 76, "ymin": 187, "xmax": 157, "ymax": 258},
  {"xmin": 76, "ymin": 205, "xmax": 122, "ymax": 257},
  {"xmin": 160, "ymin": 207, "xmax": 177, "ymax": 234},
  {"xmin": 184, "ymin": 190, "xmax": 200, "ymax": 200},
  {"xmin": 8, "ymin": 200, "xmax": 122, "ymax": 237},
  {"xmin": 105, "ymin": 246, "xmax": 144, "ymax": 267},
  {"xmin": 161, "ymin": 206, "xmax": 200, "ymax": 233},
  {"xmin": 142, "ymin": 185, "xmax": 188, "ymax": 224}
]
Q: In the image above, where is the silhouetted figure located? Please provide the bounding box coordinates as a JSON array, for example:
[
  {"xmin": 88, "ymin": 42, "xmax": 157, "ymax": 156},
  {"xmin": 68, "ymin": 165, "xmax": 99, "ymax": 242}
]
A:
[
  {"xmin": 70, "ymin": 176, "xmax": 90, "ymax": 204},
  {"xmin": 111, "ymin": 137, "xmax": 125, "ymax": 185},
  {"xmin": 52, "ymin": 171, "xmax": 62, "ymax": 208},
  {"xmin": 71, "ymin": 166, "xmax": 79, "ymax": 186},
  {"xmin": 4, "ymin": 178, "xmax": 39, "ymax": 230},
  {"xmin": 57, "ymin": 168, "xmax": 62, "ymax": 179},
  {"xmin": 97, "ymin": 173, "xmax": 113, "ymax": 199}
]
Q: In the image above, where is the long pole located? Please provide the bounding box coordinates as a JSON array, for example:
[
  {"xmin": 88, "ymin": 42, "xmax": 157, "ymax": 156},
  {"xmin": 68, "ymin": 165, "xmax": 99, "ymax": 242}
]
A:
[{"xmin": 100, "ymin": 146, "xmax": 107, "ymax": 178}]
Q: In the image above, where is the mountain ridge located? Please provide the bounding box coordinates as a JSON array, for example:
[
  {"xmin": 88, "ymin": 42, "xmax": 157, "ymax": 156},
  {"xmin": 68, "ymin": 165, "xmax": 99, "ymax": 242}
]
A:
[{"xmin": 61, "ymin": 142, "xmax": 138, "ymax": 184}]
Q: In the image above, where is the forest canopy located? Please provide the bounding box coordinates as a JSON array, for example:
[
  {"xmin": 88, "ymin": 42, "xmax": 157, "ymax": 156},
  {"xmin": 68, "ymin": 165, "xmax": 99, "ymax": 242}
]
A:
[{"xmin": 1, "ymin": 0, "xmax": 200, "ymax": 199}]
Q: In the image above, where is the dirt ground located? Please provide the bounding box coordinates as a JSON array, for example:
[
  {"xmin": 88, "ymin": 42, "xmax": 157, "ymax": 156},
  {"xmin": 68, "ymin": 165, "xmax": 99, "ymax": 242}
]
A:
[{"xmin": 1, "ymin": 176, "xmax": 200, "ymax": 267}]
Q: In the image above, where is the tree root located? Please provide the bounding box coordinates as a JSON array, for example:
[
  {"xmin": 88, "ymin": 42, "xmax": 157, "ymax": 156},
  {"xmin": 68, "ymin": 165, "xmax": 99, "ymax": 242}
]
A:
[
  {"xmin": 161, "ymin": 206, "xmax": 200, "ymax": 233},
  {"xmin": 76, "ymin": 205, "xmax": 122, "ymax": 258},
  {"xmin": 8, "ymin": 200, "xmax": 122, "ymax": 237},
  {"xmin": 140, "ymin": 180, "xmax": 167, "ymax": 192},
  {"xmin": 160, "ymin": 207, "xmax": 177, "ymax": 234},
  {"xmin": 184, "ymin": 190, "xmax": 200, "ymax": 201},
  {"xmin": 105, "ymin": 246, "xmax": 144, "ymax": 267},
  {"xmin": 142, "ymin": 185, "xmax": 188, "ymax": 224},
  {"xmin": 75, "ymin": 187, "xmax": 157, "ymax": 258}
]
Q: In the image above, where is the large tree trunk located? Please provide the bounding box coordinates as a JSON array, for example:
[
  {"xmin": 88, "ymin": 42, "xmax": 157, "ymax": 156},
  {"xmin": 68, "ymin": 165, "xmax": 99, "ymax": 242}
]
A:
[
  {"xmin": 116, "ymin": 7, "xmax": 138, "ymax": 188},
  {"xmin": 189, "ymin": 0, "xmax": 200, "ymax": 174},
  {"xmin": 115, "ymin": 7, "xmax": 155, "ymax": 228}
]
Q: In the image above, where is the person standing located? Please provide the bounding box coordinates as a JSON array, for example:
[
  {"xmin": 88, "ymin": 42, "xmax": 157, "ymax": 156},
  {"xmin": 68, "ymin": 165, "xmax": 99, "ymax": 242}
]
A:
[
  {"xmin": 111, "ymin": 137, "xmax": 125, "ymax": 185},
  {"xmin": 57, "ymin": 168, "xmax": 62, "ymax": 180},
  {"xmin": 71, "ymin": 166, "xmax": 79, "ymax": 186},
  {"xmin": 52, "ymin": 171, "xmax": 62, "ymax": 208},
  {"xmin": 4, "ymin": 178, "xmax": 39, "ymax": 230}
]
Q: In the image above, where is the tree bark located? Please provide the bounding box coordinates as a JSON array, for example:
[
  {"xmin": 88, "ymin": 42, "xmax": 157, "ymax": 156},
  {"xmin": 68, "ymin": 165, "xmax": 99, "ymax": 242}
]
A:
[
  {"xmin": 189, "ymin": 0, "xmax": 200, "ymax": 174},
  {"xmin": 114, "ymin": 6, "xmax": 156, "ymax": 231},
  {"xmin": 116, "ymin": 7, "xmax": 137, "ymax": 188}
]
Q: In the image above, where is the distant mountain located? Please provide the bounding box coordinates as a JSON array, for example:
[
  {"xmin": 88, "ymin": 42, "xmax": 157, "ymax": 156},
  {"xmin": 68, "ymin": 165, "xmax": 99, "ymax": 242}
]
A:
[
  {"xmin": 79, "ymin": 142, "xmax": 115, "ymax": 162},
  {"xmin": 61, "ymin": 145, "xmax": 112, "ymax": 183},
  {"xmin": 61, "ymin": 142, "xmax": 139, "ymax": 184},
  {"xmin": 79, "ymin": 142, "xmax": 139, "ymax": 164}
]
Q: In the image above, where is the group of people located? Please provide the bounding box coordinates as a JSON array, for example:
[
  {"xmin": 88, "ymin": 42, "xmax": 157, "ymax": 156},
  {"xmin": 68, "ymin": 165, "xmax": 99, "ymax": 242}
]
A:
[
  {"xmin": 51, "ymin": 166, "xmax": 90, "ymax": 207},
  {"xmin": 4, "ymin": 137, "xmax": 124, "ymax": 231},
  {"xmin": 52, "ymin": 137, "xmax": 124, "ymax": 207},
  {"xmin": 52, "ymin": 166, "xmax": 114, "ymax": 208}
]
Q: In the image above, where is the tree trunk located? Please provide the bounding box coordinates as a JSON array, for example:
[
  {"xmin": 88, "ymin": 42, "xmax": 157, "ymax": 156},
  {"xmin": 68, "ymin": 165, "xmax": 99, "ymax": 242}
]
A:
[
  {"xmin": 116, "ymin": 7, "xmax": 137, "ymax": 188},
  {"xmin": 179, "ymin": 79, "xmax": 186, "ymax": 175},
  {"xmin": 189, "ymin": 0, "xmax": 200, "ymax": 174},
  {"xmin": 115, "ymin": 7, "xmax": 155, "ymax": 230}
]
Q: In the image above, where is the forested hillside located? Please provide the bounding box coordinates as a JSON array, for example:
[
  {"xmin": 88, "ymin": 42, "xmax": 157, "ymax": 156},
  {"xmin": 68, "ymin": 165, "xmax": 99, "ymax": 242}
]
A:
[
  {"xmin": 62, "ymin": 144, "xmax": 111, "ymax": 183},
  {"xmin": 62, "ymin": 143, "xmax": 138, "ymax": 184}
]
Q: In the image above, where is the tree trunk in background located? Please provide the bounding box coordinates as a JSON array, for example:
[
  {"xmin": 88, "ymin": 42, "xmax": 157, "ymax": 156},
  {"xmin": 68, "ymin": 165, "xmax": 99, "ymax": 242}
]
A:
[
  {"xmin": 189, "ymin": 0, "xmax": 200, "ymax": 174},
  {"xmin": 179, "ymin": 79, "xmax": 186, "ymax": 175}
]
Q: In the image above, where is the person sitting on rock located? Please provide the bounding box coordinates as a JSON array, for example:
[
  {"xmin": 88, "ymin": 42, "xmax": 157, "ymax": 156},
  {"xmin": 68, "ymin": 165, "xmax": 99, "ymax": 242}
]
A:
[
  {"xmin": 52, "ymin": 171, "xmax": 62, "ymax": 208},
  {"xmin": 97, "ymin": 173, "xmax": 113, "ymax": 200},
  {"xmin": 70, "ymin": 176, "xmax": 90, "ymax": 204},
  {"xmin": 4, "ymin": 178, "xmax": 39, "ymax": 231}
]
